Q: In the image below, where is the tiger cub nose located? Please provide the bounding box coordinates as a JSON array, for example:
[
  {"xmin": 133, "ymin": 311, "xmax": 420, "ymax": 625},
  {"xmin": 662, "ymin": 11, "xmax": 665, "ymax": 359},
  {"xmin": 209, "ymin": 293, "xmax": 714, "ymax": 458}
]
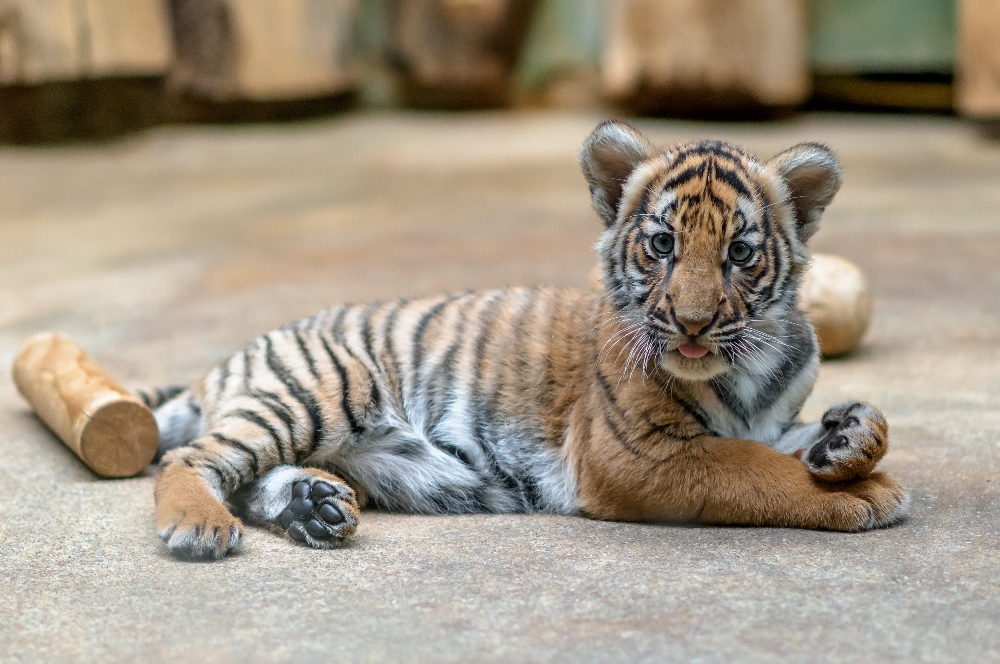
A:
[{"xmin": 676, "ymin": 314, "xmax": 713, "ymax": 336}]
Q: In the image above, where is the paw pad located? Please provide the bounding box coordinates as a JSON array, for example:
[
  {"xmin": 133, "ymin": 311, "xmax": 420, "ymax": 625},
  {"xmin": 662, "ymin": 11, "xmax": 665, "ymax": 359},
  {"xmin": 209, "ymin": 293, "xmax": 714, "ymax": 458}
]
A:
[
  {"xmin": 278, "ymin": 480, "xmax": 350, "ymax": 544},
  {"xmin": 807, "ymin": 402, "xmax": 888, "ymax": 482}
]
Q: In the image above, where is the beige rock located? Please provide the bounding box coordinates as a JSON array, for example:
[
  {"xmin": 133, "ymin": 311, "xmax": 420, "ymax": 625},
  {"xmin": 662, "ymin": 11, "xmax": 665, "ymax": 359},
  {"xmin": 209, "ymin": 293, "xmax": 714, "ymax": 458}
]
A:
[{"xmin": 799, "ymin": 253, "xmax": 872, "ymax": 357}]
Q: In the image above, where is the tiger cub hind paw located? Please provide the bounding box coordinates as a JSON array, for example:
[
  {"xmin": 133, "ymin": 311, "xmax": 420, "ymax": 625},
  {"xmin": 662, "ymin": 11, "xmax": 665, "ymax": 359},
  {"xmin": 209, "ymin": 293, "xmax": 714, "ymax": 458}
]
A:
[
  {"xmin": 278, "ymin": 478, "xmax": 359, "ymax": 548},
  {"xmin": 806, "ymin": 402, "xmax": 888, "ymax": 482},
  {"xmin": 236, "ymin": 466, "xmax": 361, "ymax": 549}
]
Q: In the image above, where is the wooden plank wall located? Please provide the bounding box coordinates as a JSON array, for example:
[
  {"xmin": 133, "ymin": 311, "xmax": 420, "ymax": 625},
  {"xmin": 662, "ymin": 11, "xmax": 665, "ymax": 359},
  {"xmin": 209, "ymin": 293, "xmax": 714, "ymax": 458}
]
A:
[
  {"xmin": 956, "ymin": 0, "xmax": 1000, "ymax": 120},
  {"xmin": 1, "ymin": 0, "xmax": 999, "ymax": 141}
]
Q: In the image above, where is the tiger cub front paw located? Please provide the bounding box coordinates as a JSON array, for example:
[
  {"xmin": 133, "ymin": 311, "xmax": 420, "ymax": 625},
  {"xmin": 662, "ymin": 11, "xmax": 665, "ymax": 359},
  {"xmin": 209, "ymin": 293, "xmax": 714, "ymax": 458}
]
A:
[
  {"xmin": 155, "ymin": 464, "xmax": 244, "ymax": 559},
  {"xmin": 823, "ymin": 471, "xmax": 909, "ymax": 531},
  {"xmin": 805, "ymin": 402, "xmax": 888, "ymax": 482}
]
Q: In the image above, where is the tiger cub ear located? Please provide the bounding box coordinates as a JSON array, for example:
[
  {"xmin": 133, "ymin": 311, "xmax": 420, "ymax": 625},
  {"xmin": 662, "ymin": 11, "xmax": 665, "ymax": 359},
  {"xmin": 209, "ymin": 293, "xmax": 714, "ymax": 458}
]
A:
[
  {"xmin": 768, "ymin": 143, "xmax": 844, "ymax": 243},
  {"xmin": 579, "ymin": 120, "xmax": 656, "ymax": 226}
]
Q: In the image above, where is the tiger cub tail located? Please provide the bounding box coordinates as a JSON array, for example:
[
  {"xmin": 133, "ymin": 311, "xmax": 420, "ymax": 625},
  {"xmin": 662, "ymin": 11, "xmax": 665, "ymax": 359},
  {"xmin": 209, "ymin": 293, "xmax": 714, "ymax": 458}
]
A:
[{"xmin": 134, "ymin": 386, "xmax": 205, "ymax": 459}]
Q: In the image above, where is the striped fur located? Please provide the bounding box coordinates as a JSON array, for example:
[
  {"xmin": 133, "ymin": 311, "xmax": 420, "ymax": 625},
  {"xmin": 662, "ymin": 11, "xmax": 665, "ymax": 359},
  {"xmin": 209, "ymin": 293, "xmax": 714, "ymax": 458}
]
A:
[{"xmin": 150, "ymin": 121, "xmax": 907, "ymax": 558}]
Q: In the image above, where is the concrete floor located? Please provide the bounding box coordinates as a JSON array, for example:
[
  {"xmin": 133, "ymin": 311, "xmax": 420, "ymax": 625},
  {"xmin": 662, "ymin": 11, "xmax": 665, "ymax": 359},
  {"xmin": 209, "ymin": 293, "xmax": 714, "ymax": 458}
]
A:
[{"xmin": 1, "ymin": 112, "xmax": 998, "ymax": 662}]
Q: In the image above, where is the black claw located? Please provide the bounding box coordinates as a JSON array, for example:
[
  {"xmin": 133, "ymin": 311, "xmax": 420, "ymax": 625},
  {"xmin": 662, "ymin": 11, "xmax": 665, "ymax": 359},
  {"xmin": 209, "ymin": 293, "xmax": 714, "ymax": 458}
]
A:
[
  {"xmin": 830, "ymin": 435, "xmax": 849, "ymax": 450},
  {"xmin": 311, "ymin": 482, "xmax": 335, "ymax": 500},
  {"xmin": 305, "ymin": 519, "xmax": 329, "ymax": 538},
  {"xmin": 278, "ymin": 509, "xmax": 295, "ymax": 529},
  {"xmin": 288, "ymin": 522, "xmax": 307, "ymax": 542},
  {"xmin": 843, "ymin": 417, "xmax": 860, "ymax": 428},
  {"xmin": 318, "ymin": 503, "xmax": 343, "ymax": 525},
  {"xmin": 293, "ymin": 481, "xmax": 311, "ymax": 500}
]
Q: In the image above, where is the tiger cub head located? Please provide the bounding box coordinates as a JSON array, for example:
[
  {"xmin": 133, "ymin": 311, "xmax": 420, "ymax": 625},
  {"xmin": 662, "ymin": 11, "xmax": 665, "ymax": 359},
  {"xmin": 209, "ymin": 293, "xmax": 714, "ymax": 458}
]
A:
[{"xmin": 579, "ymin": 120, "xmax": 843, "ymax": 382}]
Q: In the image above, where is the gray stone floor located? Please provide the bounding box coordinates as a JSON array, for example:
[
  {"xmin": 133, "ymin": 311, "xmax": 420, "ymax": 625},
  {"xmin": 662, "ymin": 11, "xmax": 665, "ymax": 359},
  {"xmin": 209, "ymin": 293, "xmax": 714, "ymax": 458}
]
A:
[{"xmin": 1, "ymin": 112, "xmax": 998, "ymax": 662}]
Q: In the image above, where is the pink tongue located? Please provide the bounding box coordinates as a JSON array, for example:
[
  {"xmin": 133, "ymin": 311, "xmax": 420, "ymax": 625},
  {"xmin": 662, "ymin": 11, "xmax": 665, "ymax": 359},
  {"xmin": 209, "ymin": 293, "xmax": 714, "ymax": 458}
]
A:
[{"xmin": 678, "ymin": 342, "xmax": 709, "ymax": 359}]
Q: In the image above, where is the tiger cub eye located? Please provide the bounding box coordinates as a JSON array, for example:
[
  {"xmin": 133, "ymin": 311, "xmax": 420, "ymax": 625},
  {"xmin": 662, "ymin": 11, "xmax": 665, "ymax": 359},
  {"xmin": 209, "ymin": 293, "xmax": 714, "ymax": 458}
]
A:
[
  {"xmin": 728, "ymin": 240, "xmax": 754, "ymax": 264},
  {"xmin": 650, "ymin": 233, "xmax": 674, "ymax": 256}
]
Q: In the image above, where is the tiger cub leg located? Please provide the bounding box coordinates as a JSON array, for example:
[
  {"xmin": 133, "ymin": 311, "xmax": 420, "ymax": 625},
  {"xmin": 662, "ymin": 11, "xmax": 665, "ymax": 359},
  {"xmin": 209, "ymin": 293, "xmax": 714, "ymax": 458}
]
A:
[
  {"xmin": 577, "ymin": 434, "xmax": 907, "ymax": 531},
  {"xmin": 776, "ymin": 402, "xmax": 888, "ymax": 482},
  {"xmin": 155, "ymin": 442, "xmax": 245, "ymax": 559},
  {"xmin": 231, "ymin": 466, "xmax": 360, "ymax": 548},
  {"xmin": 156, "ymin": 417, "xmax": 292, "ymax": 558}
]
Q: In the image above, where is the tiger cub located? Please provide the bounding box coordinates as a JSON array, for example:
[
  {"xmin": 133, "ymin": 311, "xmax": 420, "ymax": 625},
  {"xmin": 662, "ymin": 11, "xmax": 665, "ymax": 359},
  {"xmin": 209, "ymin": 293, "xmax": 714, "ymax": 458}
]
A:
[{"xmin": 147, "ymin": 120, "xmax": 908, "ymax": 558}]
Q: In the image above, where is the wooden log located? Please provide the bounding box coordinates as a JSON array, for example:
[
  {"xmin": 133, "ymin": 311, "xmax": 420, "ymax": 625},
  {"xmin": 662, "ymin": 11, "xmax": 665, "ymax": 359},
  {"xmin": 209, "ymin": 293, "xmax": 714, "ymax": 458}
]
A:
[
  {"xmin": 956, "ymin": 0, "xmax": 1000, "ymax": 118},
  {"xmin": 602, "ymin": 0, "xmax": 809, "ymax": 115},
  {"xmin": 13, "ymin": 332, "xmax": 159, "ymax": 478},
  {"xmin": 167, "ymin": 0, "xmax": 362, "ymax": 102},
  {"xmin": 0, "ymin": 0, "xmax": 170, "ymax": 84},
  {"xmin": 386, "ymin": 0, "xmax": 538, "ymax": 108}
]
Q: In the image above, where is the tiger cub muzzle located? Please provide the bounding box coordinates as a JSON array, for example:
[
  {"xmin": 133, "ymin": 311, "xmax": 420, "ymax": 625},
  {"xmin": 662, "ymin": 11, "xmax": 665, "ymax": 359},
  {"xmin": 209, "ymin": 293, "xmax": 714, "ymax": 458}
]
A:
[{"xmin": 655, "ymin": 252, "xmax": 736, "ymax": 381}]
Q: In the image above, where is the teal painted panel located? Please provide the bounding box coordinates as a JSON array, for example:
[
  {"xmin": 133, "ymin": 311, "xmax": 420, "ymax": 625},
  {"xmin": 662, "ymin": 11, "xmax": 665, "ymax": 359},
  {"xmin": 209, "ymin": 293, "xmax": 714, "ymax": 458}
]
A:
[
  {"xmin": 809, "ymin": 0, "xmax": 956, "ymax": 73},
  {"xmin": 518, "ymin": 0, "xmax": 606, "ymax": 87}
]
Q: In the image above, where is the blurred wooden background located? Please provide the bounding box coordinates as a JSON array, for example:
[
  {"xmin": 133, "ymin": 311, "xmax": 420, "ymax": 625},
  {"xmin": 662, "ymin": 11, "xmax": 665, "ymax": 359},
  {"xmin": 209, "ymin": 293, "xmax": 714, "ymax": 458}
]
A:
[{"xmin": 0, "ymin": 0, "xmax": 995, "ymax": 142}]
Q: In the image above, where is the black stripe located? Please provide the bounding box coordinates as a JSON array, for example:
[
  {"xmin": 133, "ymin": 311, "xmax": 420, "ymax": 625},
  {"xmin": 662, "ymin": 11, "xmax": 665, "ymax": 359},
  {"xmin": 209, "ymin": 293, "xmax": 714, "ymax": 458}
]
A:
[
  {"xmin": 594, "ymin": 364, "xmax": 639, "ymax": 434},
  {"xmin": 240, "ymin": 343, "xmax": 297, "ymax": 462},
  {"xmin": 319, "ymin": 307, "xmax": 382, "ymax": 413},
  {"xmin": 669, "ymin": 387, "xmax": 712, "ymax": 431},
  {"xmin": 427, "ymin": 297, "xmax": 478, "ymax": 431},
  {"xmin": 662, "ymin": 162, "xmax": 707, "ymax": 192},
  {"xmin": 411, "ymin": 295, "xmax": 462, "ymax": 378},
  {"xmin": 329, "ymin": 306, "xmax": 349, "ymax": 342},
  {"xmin": 211, "ymin": 431, "xmax": 261, "ymax": 478},
  {"xmin": 202, "ymin": 462, "xmax": 228, "ymax": 492},
  {"xmin": 603, "ymin": 368, "xmax": 704, "ymax": 444},
  {"xmin": 229, "ymin": 407, "xmax": 286, "ymax": 463},
  {"xmin": 360, "ymin": 306, "xmax": 378, "ymax": 363},
  {"xmin": 709, "ymin": 163, "xmax": 752, "ymax": 199},
  {"xmin": 264, "ymin": 335, "xmax": 325, "ymax": 450},
  {"xmin": 756, "ymin": 241, "xmax": 781, "ymax": 313},
  {"xmin": 382, "ymin": 299, "xmax": 409, "ymax": 405},
  {"xmin": 216, "ymin": 358, "xmax": 232, "ymax": 397},
  {"xmin": 292, "ymin": 328, "xmax": 321, "ymax": 382},
  {"xmin": 432, "ymin": 438, "xmax": 477, "ymax": 471},
  {"xmin": 709, "ymin": 377, "xmax": 752, "ymax": 428},
  {"xmin": 503, "ymin": 291, "xmax": 544, "ymax": 510},
  {"xmin": 318, "ymin": 334, "xmax": 362, "ymax": 436},
  {"xmin": 469, "ymin": 295, "xmax": 522, "ymax": 497},
  {"xmin": 703, "ymin": 177, "xmax": 729, "ymax": 210},
  {"xmin": 601, "ymin": 412, "xmax": 635, "ymax": 456},
  {"xmin": 251, "ymin": 391, "xmax": 296, "ymax": 435}
]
